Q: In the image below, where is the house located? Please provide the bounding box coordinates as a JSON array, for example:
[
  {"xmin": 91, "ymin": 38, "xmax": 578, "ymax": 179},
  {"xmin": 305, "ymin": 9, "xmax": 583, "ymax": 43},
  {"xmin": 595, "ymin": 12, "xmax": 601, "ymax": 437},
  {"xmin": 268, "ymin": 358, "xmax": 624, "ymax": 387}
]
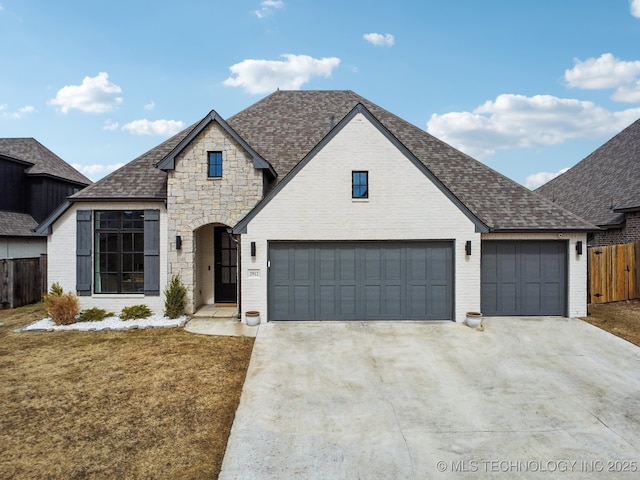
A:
[
  {"xmin": 536, "ymin": 118, "xmax": 640, "ymax": 247},
  {"xmin": 37, "ymin": 91, "xmax": 595, "ymax": 322},
  {"xmin": 0, "ymin": 138, "xmax": 91, "ymax": 259}
]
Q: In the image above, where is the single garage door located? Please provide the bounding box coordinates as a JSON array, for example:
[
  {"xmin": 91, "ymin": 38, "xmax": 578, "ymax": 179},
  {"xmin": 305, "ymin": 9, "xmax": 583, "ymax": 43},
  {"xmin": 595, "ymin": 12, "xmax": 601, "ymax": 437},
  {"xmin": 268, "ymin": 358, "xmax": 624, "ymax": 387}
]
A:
[
  {"xmin": 481, "ymin": 241, "xmax": 567, "ymax": 316},
  {"xmin": 268, "ymin": 241, "xmax": 453, "ymax": 321}
]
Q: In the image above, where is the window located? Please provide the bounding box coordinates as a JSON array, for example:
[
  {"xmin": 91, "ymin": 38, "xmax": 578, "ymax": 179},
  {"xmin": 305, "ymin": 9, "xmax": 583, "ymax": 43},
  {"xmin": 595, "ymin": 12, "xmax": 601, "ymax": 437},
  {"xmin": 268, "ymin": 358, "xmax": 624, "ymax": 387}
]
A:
[
  {"xmin": 208, "ymin": 151, "xmax": 223, "ymax": 177},
  {"xmin": 352, "ymin": 171, "xmax": 368, "ymax": 199},
  {"xmin": 94, "ymin": 211, "xmax": 144, "ymax": 293}
]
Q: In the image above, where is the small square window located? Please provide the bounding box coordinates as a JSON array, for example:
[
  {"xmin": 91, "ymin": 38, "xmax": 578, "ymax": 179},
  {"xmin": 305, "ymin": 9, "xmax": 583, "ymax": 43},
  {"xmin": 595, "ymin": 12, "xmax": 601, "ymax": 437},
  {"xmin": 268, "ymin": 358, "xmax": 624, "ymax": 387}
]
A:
[
  {"xmin": 208, "ymin": 151, "xmax": 223, "ymax": 177},
  {"xmin": 352, "ymin": 171, "xmax": 368, "ymax": 199}
]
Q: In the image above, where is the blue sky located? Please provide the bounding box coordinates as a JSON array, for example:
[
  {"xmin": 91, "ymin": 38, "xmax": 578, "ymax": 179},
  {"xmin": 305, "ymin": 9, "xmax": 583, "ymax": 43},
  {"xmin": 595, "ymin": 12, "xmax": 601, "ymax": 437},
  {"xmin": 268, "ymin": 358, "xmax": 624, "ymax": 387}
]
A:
[{"xmin": 2, "ymin": 0, "xmax": 640, "ymax": 189}]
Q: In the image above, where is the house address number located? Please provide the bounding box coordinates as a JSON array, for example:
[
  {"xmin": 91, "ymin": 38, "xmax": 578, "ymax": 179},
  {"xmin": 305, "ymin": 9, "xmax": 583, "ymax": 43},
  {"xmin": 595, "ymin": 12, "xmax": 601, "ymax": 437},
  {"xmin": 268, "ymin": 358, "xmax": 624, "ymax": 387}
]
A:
[{"xmin": 248, "ymin": 269, "xmax": 261, "ymax": 279}]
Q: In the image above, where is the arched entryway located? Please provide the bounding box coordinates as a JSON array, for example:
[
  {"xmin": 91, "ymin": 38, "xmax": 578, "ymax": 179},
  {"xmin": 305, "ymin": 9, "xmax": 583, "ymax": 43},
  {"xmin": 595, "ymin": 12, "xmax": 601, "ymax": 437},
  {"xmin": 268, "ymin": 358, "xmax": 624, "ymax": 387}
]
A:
[{"xmin": 194, "ymin": 223, "xmax": 237, "ymax": 309}]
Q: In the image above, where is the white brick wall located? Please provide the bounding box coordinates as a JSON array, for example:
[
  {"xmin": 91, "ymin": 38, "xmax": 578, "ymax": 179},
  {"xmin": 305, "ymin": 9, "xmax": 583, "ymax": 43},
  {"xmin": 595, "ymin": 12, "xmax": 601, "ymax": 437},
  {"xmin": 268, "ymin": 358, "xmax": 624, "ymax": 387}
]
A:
[
  {"xmin": 481, "ymin": 232, "xmax": 588, "ymax": 317},
  {"xmin": 47, "ymin": 201, "xmax": 168, "ymax": 314},
  {"xmin": 240, "ymin": 113, "xmax": 481, "ymax": 322}
]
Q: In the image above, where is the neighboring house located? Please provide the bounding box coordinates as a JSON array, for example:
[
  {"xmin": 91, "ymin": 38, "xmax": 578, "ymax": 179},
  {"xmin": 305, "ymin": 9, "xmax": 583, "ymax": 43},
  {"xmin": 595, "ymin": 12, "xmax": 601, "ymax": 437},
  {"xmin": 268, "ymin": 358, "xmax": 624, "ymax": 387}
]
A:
[
  {"xmin": 38, "ymin": 91, "xmax": 595, "ymax": 322},
  {"xmin": 536, "ymin": 118, "xmax": 640, "ymax": 247},
  {"xmin": 0, "ymin": 138, "xmax": 92, "ymax": 259}
]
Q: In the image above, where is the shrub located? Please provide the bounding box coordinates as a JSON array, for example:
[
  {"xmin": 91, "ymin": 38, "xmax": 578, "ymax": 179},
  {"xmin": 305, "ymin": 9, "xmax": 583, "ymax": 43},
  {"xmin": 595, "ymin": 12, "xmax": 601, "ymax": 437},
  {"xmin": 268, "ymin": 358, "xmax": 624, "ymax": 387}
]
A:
[
  {"xmin": 44, "ymin": 283, "xmax": 80, "ymax": 325},
  {"xmin": 78, "ymin": 307, "xmax": 114, "ymax": 322},
  {"xmin": 164, "ymin": 275, "xmax": 186, "ymax": 319},
  {"xmin": 120, "ymin": 304, "xmax": 153, "ymax": 321}
]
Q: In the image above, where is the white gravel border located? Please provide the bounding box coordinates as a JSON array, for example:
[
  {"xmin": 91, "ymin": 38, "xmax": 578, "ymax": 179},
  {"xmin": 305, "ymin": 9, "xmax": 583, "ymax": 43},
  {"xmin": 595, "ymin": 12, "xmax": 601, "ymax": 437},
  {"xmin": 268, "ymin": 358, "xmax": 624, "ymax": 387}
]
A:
[{"xmin": 19, "ymin": 315, "xmax": 188, "ymax": 332}]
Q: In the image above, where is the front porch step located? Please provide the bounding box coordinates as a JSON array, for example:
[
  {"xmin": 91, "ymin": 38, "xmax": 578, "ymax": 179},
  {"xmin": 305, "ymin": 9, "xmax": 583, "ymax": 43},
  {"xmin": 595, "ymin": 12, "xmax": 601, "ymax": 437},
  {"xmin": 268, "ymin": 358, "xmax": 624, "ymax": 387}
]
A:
[{"xmin": 193, "ymin": 305, "xmax": 238, "ymax": 318}]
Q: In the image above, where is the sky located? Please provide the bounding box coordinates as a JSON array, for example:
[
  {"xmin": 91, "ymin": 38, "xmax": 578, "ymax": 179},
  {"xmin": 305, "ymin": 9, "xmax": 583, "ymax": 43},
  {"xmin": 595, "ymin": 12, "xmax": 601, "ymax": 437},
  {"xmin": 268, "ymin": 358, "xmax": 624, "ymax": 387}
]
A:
[{"xmin": 1, "ymin": 0, "xmax": 640, "ymax": 189}]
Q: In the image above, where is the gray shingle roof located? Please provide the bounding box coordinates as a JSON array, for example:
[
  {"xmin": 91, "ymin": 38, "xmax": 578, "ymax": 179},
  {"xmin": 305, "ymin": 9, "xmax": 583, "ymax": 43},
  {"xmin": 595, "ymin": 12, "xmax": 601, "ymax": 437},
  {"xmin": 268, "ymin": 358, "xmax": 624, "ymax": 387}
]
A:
[
  {"xmin": 70, "ymin": 90, "xmax": 596, "ymax": 231},
  {"xmin": 0, "ymin": 138, "xmax": 92, "ymax": 186},
  {"xmin": 536, "ymin": 118, "xmax": 640, "ymax": 228},
  {"xmin": 0, "ymin": 211, "xmax": 43, "ymax": 237},
  {"xmin": 70, "ymin": 126, "xmax": 195, "ymax": 200}
]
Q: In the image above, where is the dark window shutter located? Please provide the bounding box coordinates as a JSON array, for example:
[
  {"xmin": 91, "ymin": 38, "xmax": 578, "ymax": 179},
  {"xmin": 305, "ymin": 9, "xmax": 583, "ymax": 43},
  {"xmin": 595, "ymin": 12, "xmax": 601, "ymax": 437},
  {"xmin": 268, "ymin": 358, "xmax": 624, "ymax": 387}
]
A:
[
  {"xmin": 76, "ymin": 210, "xmax": 92, "ymax": 296},
  {"xmin": 144, "ymin": 209, "xmax": 160, "ymax": 296}
]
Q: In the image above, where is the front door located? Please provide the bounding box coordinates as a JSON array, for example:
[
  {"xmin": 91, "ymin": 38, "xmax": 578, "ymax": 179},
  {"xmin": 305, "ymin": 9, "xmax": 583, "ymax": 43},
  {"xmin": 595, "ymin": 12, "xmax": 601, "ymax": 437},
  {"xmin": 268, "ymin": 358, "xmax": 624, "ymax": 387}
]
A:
[{"xmin": 214, "ymin": 226, "xmax": 237, "ymax": 303}]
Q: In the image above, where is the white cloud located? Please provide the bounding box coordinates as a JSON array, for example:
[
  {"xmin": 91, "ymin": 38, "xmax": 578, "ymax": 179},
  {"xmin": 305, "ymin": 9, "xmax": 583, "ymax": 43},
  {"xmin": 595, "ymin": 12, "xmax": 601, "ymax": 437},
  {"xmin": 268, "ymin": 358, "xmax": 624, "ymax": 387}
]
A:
[
  {"xmin": 525, "ymin": 167, "xmax": 569, "ymax": 190},
  {"xmin": 363, "ymin": 33, "xmax": 395, "ymax": 47},
  {"xmin": 565, "ymin": 53, "xmax": 640, "ymax": 102},
  {"xmin": 223, "ymin": 54, "xmax": 341, "ymax": 94},
  {"xmin": 103, "ymin": 119, "xmax": 120, "ymax": 131},
  {"xmin": 632, "ymin": 0, "xmax": 640, "ymax": 18},
  {"xmin": 254, "ymin": 0, "xmax": 284, "ymax": 18},
  {"xmin": 427, "ymin": 93, "xmax": 640, "ymax": 159},
  {"xmin": 1, "ymin": 104, "xmax": 36, "ymax": 119},
  {"xmin": 565, "ymin": 53, "xmax": 640, "ymax": 89},
  {"xmin": 144, "ymin": 100, "xmax": 155, "ymax": 111},
  {"xmin": 72, "ymin": 162, "xmax": 125, "ymax": 181},
  {"xmin": 48, "ymin": 72, "xmax": 123, "ymax": 114},
  {"xmin": 121, "ymin": 119, "xmax": 185, "ymax": 136}
]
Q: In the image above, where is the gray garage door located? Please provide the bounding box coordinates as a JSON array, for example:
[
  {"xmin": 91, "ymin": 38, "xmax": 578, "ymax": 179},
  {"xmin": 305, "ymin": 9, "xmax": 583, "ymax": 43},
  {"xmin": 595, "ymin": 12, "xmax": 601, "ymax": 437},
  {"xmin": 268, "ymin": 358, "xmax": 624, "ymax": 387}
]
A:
[
  {"xmin": 268, "ymin": 241, "xmax": 453, "ymax": 321},
  {"xmin": 481, "ymin": 241, "xmax": 567, "ymax": 316}
]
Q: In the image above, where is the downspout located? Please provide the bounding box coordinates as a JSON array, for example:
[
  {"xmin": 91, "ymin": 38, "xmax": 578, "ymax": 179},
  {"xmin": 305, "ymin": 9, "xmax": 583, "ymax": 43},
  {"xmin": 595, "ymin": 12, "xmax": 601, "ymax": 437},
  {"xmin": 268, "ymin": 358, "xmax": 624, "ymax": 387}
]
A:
[{"xmin": 227, "ymin": 230, "xmax": 242, "ymax": 319}]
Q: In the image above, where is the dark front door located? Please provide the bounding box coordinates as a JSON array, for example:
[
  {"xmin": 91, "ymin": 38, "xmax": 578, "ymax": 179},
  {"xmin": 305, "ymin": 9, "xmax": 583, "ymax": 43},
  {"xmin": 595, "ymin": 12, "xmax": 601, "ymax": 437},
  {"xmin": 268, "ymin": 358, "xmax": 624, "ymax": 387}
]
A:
[{"xmin": 214, "ymin": 227, "xmax": 237, "ymax": 303}]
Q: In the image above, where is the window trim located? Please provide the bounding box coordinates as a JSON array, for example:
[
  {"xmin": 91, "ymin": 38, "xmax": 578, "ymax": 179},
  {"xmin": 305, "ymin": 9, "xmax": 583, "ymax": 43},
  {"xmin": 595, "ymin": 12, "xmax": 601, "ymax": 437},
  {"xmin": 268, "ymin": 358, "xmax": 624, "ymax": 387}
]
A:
[
  {"xmin": 208, "ymin": 151, "xmax": 223, "ymax": 178},
  {"xmin": 352, "ymin": 170, "xmax": 369, "ymax": 199}
]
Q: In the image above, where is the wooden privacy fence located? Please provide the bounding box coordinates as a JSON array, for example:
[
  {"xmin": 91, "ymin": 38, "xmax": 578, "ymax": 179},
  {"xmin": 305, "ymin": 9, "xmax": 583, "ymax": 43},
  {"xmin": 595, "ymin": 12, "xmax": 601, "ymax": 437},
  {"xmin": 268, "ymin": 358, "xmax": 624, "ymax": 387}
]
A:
[
  {"xmin": 0, "ymin": 256, "xmax": 47, "ymax": 309},
  {"xmin": 588, "ymin": 242, "xmax": 640, "ymax": 304}
]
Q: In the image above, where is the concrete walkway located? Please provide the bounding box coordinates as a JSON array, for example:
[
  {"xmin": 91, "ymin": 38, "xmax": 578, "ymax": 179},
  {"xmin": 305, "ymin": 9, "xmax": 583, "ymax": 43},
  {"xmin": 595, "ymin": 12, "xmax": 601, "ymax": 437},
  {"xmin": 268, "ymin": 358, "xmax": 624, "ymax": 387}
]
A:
[
  {"xmin": 219, "ymin": 317, "xmax": 640, "ymax": 479},
  {"xmin": 183, "ymin": 306, "xmax": 258, "ymax": 337}
]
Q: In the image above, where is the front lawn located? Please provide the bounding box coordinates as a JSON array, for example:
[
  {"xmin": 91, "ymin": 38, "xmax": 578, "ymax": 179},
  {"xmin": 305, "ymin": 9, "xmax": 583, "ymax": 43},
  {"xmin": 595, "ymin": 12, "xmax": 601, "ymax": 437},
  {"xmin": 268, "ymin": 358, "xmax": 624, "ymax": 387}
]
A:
[{"xmin": 0, "ymin": 303, "xmax": 254, "ymax": 479}]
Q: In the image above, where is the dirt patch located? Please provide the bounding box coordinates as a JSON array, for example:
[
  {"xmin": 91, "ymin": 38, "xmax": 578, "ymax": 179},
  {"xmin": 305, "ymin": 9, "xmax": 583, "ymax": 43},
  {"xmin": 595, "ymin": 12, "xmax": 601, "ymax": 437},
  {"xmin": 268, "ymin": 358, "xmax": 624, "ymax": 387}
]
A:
[
  {"xmin": 0, "ymin": 303, "xmax": 254, "ymax": 480},
  {"xmin": 581, "ymin": 300, "xmax": 640, "ymax": 347}
]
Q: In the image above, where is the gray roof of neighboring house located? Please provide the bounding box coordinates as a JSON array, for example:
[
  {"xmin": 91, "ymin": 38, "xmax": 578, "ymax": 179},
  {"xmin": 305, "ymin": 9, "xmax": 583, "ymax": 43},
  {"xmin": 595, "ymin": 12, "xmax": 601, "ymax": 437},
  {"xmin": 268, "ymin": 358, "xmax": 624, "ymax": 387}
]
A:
[
  {"xmin": 0, "ymin": 211, "xmax": 43, "ymax": 237},
  {"xmin": 0, "ymin": 138, "xmax": 92, "ymax": 186},
  {"xmin": 536, "ymin": 117, "xmax": 640, "ymax": 228},
  {"xmin": 69, "ymin": 90, "xmax": 596, "ymax": 232}
]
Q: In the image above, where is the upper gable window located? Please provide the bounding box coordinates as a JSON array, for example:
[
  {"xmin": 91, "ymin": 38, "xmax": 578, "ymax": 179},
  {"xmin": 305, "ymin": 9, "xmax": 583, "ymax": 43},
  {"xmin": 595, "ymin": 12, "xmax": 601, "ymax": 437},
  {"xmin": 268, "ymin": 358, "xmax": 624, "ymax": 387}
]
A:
[
  {"xmin": 352, "ymin": 171, "xmax": 368, "ymax": 199},
  {"xmin": 208, "ymin": 151, "xmax": 223, "ymax": 178}
]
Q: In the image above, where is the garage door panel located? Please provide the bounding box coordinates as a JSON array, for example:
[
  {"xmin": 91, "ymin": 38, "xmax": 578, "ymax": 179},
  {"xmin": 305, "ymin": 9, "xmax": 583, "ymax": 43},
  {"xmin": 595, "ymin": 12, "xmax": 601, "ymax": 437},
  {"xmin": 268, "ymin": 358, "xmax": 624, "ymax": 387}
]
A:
[
  {"xmin": 482, "ymin": 241, "xmax": 566, "ymax": 316},
  {"xmin": 429, "ymin": 284, "xmax": 450, "ymax": 317},
  {"xmin": 269, "ymin": 241, "xmax": 453, "ymax": 321}
]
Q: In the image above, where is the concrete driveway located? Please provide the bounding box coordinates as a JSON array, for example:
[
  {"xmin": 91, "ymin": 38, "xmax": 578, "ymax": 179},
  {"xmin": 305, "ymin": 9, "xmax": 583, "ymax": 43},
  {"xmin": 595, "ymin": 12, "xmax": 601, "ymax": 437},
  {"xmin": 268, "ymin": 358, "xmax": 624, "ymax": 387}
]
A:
[{"xmin": 219, "ymin": 318, "xmax": 640, "ymax": 479}]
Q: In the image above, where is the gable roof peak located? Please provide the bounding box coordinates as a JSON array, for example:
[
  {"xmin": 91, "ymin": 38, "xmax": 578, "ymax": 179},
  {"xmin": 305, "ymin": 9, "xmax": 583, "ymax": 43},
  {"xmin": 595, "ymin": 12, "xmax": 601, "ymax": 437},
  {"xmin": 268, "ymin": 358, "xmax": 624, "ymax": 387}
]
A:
[{"xmin": 156, "ymin": 108, "xmax": 275, "ymax": 176}]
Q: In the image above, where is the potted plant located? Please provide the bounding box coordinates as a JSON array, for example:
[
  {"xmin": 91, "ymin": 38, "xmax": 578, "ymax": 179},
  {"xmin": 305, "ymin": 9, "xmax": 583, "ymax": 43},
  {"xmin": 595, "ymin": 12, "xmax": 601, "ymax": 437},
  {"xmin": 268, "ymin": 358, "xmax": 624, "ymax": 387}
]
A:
[
  {"xmin": 466, "ymin": 311, "xmax": 482, "ymax": 328},
  {"xmin": 245, "ymin": 311, "xmax": 260, "ymax": 326}
]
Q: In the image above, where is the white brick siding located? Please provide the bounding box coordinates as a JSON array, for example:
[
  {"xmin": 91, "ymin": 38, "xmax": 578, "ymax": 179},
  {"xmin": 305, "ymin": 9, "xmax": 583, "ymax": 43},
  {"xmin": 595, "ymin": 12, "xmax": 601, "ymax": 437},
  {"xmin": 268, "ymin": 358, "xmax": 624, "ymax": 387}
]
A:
[
  {"xmin": 240, "ymin": 113, "xmax": 481, "ymax": 322},
  {"xmin": 47, "ymin": 201, "xmax": 168, "ymax": 314}
]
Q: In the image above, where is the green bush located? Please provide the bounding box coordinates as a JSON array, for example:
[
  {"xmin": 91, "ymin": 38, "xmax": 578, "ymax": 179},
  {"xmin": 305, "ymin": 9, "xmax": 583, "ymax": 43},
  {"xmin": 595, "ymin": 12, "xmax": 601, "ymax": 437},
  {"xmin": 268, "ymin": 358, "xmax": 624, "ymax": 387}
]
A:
[
  {"xmin": 164, "ymin": 275, "xmax": 186, "ymax": 319},
  {"xmin": 120, "ymin": 304, "xmax": 153, "ymax": 321},
  {"xmin": 44, "ymin": 283, "xmax": 80, "ymax": 325},
  {"xmin": 78, "ymin": 307, "xmax": 114, "ymax": 322}
]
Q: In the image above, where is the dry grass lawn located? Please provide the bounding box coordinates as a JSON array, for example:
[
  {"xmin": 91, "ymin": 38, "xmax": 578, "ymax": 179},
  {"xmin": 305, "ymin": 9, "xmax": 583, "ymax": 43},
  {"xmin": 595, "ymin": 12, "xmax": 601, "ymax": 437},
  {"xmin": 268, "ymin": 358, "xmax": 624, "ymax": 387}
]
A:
[
  {"xmin": 0, "ymin": 303, "xmax": 254, "ymax": 480},
  {"xmin": 582, "ymin": 299, "xmax": 640, "ymax": 347}
]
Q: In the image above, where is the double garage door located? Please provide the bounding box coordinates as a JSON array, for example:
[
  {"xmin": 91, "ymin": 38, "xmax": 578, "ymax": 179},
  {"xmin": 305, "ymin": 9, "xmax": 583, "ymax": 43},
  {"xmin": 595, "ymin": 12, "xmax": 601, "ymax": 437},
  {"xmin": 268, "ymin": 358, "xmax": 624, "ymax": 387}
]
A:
[
  {"xmin": 481, "ymin": 241, "xmax": 567, "ymax": 316},
  {"xmin": 268, "ymin": 241, "xmax": 453, "ymax": 321},
  {"xmin": 267, "ymin": 240, "xmax": 568, "ymax": 320}
]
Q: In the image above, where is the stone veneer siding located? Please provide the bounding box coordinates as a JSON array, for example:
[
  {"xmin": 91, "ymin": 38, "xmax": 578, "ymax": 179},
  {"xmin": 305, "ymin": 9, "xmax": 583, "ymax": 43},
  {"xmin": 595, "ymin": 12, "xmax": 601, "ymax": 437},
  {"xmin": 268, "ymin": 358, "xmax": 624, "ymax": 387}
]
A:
[
  {"xmin": 166, "ymin": 121, "xmax": 264, "ymax": 313},
  {"xmin": 593, "ymin": 212, "xmax": 640, "ymax": 246}
]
